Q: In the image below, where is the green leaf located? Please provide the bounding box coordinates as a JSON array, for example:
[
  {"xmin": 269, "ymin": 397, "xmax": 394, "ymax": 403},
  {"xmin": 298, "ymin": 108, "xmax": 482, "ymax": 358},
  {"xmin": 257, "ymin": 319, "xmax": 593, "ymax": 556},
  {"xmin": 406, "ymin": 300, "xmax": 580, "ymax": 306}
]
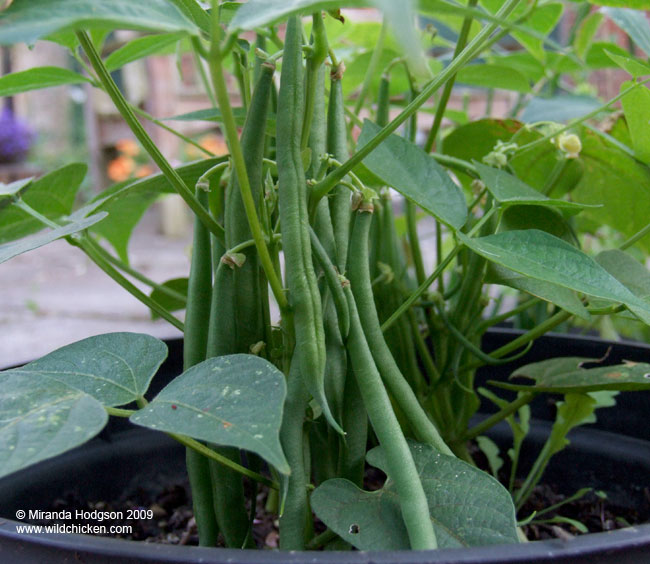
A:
[
  {"xmin": 0, "ymin": 0, "xmax": 198, "ymax": 46},
  {"xmin": 0, "ymin": 163, "xmax": 88, "ymax": 244},
  {"xmin": 150, "ymin": 277, "xmax": 188, "ymax": 318},
  {"xmin": 456, "ymin": 64, "xmax": 530, "ymax": 93},
  {"xmin": 130, "ymin": 354, "xmax": 290, "ymax": 474},
  {"xmin": 596, "ymin": 249, "xmax": 650, "ymax": 304},
  {"xmin": 78, "ymin": 157, "xmax": 228, "ymax": 260},
  {"xmin": 620, "ymin": 80, "xmax": 650, "ymax": 164},
  {"xmin": 520, "ymin": 95, "xmax": 603, "ymax": 123},
  {"xmin": 370, "ymin": 0, "xmax": 430, "ymax": 81},
  {"xmin": 105, "ymin": 32, "xmax": 186, "ymax": 71},
  {"xmin": 0, "ymin": 372, "xmax": 107, "ymax": 479},
  {"xmin": 486, "ymin": 264, "xmax": 590, "ymax": 320},
  {"xmin": 459, "ymin": 229, "xmax": 650, "ymax": 324},
  {"xmin": 585, "ymin": 42, "xmax": 629, "ymax": 69},
  {"xmin": 572, "ymin": 128, "xmax": 650, "ymax": 255},
  {"xmin": 581, "ymin": 0, "xmax": 650, "ymax": 8},
  {"xmin": 7, "ymin": 333, "xmax": 167, "ymax": 407},
  {"xmin": 491, "ymin": 356, "xmax": 650, "ymax": 393},
  {"xmin": 0, "ymin": 66, "xmax": 90, "ymax": 96},
  {"xmin": 229, "ymin": 0, "xmax": 367, "ymax": 31},
  {"xmin": 311, "ymin": 441, "xmax": 518, "ymax": 550},
  {"xmin": 603, "ymin": 7, "xmax": 650, "ymax": 58},
  {"xmin": 167, "ymin": 0, "xmax": 210, "ymax": 34},
  {"xmin": 357, "ymin": 120, "xmax": 467, "ymax": 229},
  {"xmin": 0, "ymin": 177, "xmax": 32, "ymax": 204},
  {"xmin": 574, "ymin": 12, "xmax": 604, "ymax": 60},
  {"xmin": 473, "ymin": 162, "xmax": 593, "ymax": 213},
  {"xmin": 476, "ymin": 436, "xmax": 503, "ymax": 478},
  {"xmin": 605, "ymin": 50, "xmax": 650, "ymax": 77},
  {"xmin": 0, "ymin": 213, "xmax": 106, "ymax": 265}
]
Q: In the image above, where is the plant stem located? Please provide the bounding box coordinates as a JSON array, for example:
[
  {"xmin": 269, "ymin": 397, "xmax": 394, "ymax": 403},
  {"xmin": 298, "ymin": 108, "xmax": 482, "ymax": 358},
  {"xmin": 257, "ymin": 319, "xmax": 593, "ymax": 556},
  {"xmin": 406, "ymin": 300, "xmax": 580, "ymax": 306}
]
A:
[
  {"xmin": 75, "ymin": 31, "xmax": 225, "ymax": 245},
  {"xmin": 169, "ymin": 433, "xmax": 278, "ymax": 490},
  {"xmin": 463, "ymin": 392, "xmax": 536, "ymax": 441},
  {"xmin": 352, "ymin": 16, "xmax": 387, "ymax": 118},
  {"xmin": 423, "ymin": 0, "xmax": 479, "ymax": 154},
  {"xmin": 207, "ymin": 15, "xmax": 289, "ymax": 314},
  {"xmin": 311, "ymin": 0, "xmax": 523, "ymax": 205}
]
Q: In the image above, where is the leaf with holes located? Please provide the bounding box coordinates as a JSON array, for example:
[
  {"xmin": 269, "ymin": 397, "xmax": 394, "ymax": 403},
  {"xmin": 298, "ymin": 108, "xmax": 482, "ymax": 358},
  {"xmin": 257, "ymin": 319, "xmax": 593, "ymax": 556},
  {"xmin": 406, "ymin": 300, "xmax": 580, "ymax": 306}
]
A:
[
  {"xmin": 0, "ymin": 372, "xmax": 107, "ymax": 479},
  {"xmin": 357, "ymin": 120, "xmax": 467, "ymax": 229},
  {"xmin": 130, "ymin": 354, "xmax": 289, "ymax": 474},
  {"xmin": 311, "ymin": 441, "xmax": 518, "ymax": 550},
  {"xmin": 7, "ymin": 333, "xmax": 168, "ymax": 407},
  {"xmin": 490, "ymin": 356, "xmax": 650, "ymax": 393}
]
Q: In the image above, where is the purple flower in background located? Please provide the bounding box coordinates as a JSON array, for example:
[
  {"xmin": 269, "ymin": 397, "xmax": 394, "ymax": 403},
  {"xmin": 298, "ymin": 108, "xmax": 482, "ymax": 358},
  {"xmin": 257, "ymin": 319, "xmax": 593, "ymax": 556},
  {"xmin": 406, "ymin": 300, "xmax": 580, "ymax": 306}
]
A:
[{"xmin": 0, "ymin": 106, "xmax": 33, "ymax": 164}]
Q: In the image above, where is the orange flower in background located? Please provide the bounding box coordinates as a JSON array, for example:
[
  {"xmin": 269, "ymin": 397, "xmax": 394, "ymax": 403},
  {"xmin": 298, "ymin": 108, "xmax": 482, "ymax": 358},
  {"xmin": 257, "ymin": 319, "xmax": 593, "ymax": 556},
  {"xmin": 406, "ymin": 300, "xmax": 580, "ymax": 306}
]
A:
[
  {"xmin": 135, "ymin": 164, "xmax": 155, "ymax": 178},
  {"xmin": 107, "ymin": 155, "xmax": 135, "ymax": 182},
  {"xmin": 115, "ymin": 139, "xmax": 140, "ymax": 157},
  {"xmin": 199, "ymin": 134, "xmax": 228, "ymax": 156}
]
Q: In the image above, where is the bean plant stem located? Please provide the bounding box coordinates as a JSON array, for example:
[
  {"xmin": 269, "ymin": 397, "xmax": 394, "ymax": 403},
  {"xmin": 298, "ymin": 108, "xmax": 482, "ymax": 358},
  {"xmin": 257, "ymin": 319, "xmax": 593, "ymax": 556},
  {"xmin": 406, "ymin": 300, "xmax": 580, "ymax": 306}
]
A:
[
  {"xmin": 462, "ymin": 393, "xmax": 536, "ymax": 441},
  {"xmin": 311, "ymin": 0, "xmax": 523, "ymax": 206},
  {"xmin": 75, "ymin": 31, "xmax": 226, "ymax": 245},
  {"xmin": 207, "ymin": 12, "xmax": 289, "ymax": 314}
]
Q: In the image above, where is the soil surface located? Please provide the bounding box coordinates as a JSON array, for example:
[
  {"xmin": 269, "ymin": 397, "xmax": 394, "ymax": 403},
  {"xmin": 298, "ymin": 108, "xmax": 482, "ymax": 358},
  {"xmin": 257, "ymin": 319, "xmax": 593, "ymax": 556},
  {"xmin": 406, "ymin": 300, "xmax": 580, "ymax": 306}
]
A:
[{"xmin": 38, "ymin": 466, "xmax": 648, "ymax": 549}]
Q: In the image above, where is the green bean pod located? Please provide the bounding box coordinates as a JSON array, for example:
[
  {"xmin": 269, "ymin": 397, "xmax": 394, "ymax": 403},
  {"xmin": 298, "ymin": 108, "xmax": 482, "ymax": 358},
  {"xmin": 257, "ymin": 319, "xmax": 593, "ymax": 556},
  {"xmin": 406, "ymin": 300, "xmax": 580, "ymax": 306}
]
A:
[
  {"xmin": 276, "ymin": 15, "xmax": 342, "ymax": 435},
  {"xmin": 348, "ymin": 207, "xmax": 453, "ymax": 456},
  {"xmin": 343, "ymin": 281, "xmax": 437, "ymax": 550},
  {"xmin": 183, "ymin": 188, "xmax": 219, "ymax": 547}
]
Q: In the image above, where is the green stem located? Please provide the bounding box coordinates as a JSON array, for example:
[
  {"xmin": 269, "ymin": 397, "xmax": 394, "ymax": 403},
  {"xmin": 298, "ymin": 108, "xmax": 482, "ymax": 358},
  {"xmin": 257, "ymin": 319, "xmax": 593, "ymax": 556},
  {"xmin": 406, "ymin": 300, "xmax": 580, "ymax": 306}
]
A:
[
  {"xmin": 423, "ymin": 0, "xmax": 479, "ymax": 154},
  {"xmin": 191, "ymin": 37, "xmax": 218, "ymax": 107},
  {"xmin": 311, "ymin": 0, "xmax": 523, "ymax": 204},
  {"xmin": 207, "ymin": 20, "xmax": 288, "ymax": 314},
  {"xmin": 105, "ymin": 406, "xmax": 135, "ymax": 418},
  {"xmin": 76, "ymin": 31, "xmax": 225, "ymax": 246},
  {"xmin": 620, "ymin": 222, "xmax": 650, "ymax": 251},
  {"xmin": 463, "ymin": 392, "xmax": 536, "ymax": 441},
  {"xmin": 352, "ymin": 17, "xmax": 387, "ymax": 118},
  {"xmin": 169, "ymin": 433, "xmax": 278, "ymax": 490}
]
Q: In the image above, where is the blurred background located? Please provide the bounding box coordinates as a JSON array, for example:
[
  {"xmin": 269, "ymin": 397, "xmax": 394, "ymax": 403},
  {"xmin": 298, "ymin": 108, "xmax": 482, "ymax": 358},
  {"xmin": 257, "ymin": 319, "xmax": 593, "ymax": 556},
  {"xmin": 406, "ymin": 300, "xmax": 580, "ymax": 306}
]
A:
[{"xmin": 0, "ymin": 5, "xmax": 640, "ymax": 365}]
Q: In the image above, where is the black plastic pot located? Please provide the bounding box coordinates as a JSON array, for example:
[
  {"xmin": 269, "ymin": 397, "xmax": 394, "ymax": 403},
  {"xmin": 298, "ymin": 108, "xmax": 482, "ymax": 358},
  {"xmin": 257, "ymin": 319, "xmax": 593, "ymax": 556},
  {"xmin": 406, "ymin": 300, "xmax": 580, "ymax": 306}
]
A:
[{"xmin": 1, "ymin": 330, "xmax": 649, "ymax": 564}]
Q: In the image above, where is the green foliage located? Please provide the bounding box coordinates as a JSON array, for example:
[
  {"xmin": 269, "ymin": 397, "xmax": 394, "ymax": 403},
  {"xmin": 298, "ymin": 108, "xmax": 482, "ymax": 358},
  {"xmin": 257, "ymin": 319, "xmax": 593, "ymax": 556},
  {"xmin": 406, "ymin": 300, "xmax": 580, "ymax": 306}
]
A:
[
  {"xmin": 312, "ymin": 441, "xmax": 519, "ymax": 549},
  {"xmin": 0, "ymin": 67, "xmax": 90, "ymax": 96},
  {"xmin": 130, "ymin": 354, "xmax": 290, "ymax": 474}
]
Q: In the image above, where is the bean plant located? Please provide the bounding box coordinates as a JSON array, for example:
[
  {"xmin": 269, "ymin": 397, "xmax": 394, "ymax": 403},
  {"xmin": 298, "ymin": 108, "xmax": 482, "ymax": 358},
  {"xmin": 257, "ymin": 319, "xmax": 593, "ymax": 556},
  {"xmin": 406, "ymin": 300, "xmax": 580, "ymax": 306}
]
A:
[{"xmin": 2, "ymin": 0, "xmax": 650, "ymax": 553}]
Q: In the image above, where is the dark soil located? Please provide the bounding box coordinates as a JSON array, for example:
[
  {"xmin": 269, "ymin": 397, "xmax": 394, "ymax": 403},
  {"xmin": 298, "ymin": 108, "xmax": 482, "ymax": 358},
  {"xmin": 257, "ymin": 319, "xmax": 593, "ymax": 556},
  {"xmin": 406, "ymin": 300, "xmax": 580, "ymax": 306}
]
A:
[{"xmin": 37, "ymin": 463, "xmax": 648, "ymax": 548}]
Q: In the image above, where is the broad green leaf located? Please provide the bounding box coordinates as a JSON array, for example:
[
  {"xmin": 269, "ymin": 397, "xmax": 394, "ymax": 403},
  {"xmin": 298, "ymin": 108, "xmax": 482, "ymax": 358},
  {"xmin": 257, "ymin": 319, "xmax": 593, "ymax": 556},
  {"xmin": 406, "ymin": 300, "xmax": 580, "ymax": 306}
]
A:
[
  {"xmin": 603, "ymin": 8, "xmax": 650, "ymax": 58},
  {"xmin": 7, "ymin": 333, "xmax": 167, "ymax": 407},
  {"xmin": 473, "ymin": 162, "xmax": 593, "ymax": 213},
  {"xmin": 357, "ymin": 120, "xmax": 467, "ymax": 229},
  {"xmin": 370, "ymin": 0, "xmax": 430, "ymax": 80},
  {"xmin": 0, "ymin": 177, "xmax": 32, "ymax": 204},
  {"xmin": 229, "ymin": 0, "xmax": 367, "ymax": 31},
  {"xmin": 572, "ymin": 128, "xmax": 650, "ymax": 255},
  {"xmin": 311, "ymin": 441, "xmax": 518, "ymax": 550},
  {"xmin": 498, "ymin": 205, "xmax": 578, "ymax": 245},
  {"xmin": 456, "ymin": 64, "xmax": 530, "ymax": 93},
  {"xmin": 605, "ymin": 50, "xmax": 650, "ymax": 77},
  {"xmin": 0, "ymin": 163, "xmax": 87, "ymax": 244},
  {"xmin": 491, "ymin": 356, "xmax": 650, "ymax": 393},
  {"xmin": 0, "ymin": 372, "xmax": 107, "ymax": 479},
  {"xmin": 441, "ymin": 119, "xmax": 583, "ymax": 196},
  {"xmin": 488, "ymin": 53, "xmax": 545, "ymax": 83},
  {"xmin": 78, "ymin": 157, "xmax": 228, "ymax": 259},
  {"xmin": 0, "ymin": 0, "xmax": 198, "ymax": 46},
  {"xmin": 150, "ymin": 277, "xmax": 188, "ymax": 318},
  {"xmin": 620, "ymin": 80, "xmax": 650, "ymax": 165},
  {"xmin": 581, "ymin": 1, "xmax": 650, "ymax": 7},
  {"xmin": 585, "ymin": 42, "xmax": 629, "ymax": 68},
  {"xmin": 574, "ymin": 12, "xmax": 603, "ymax": 60},
  {"xmin": 458, "ymin": 229, "xmax": 650, "ymax": 324},
  {"xmin": 0, "ymin": 213, "xmax": 106, "ymax": 265},
  {"xmin": 520, "ymin": 95, "xmax": 603, "ymax": 123},
  {"xmin": 168, "ymin": 0, "xmax": 210, "ymax": 34},
  {"xmin": 105, "ymin": 32, "xmax": 186, "ymax": 71},
  {"xmin": 486, "ymin": 264, "xmax": 590, "ymax": 320},
  {"xmin": 130, "ymin": 354, "xmax": 290, "ymax": 474},
  {"xmin": 596, "ymin": 249, "xmax": 650, "ymax": 304},
  {"xmin": 0, "ymin": 67, "xmax": 90, "ymax": 96}
]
